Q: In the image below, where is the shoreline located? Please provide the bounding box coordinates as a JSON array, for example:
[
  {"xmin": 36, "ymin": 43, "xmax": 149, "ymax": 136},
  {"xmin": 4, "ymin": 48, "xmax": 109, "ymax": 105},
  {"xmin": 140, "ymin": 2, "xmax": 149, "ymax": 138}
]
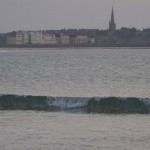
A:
[{"xmin": 0, "ymin": 45, "xmax": 150, "ymax": 50}]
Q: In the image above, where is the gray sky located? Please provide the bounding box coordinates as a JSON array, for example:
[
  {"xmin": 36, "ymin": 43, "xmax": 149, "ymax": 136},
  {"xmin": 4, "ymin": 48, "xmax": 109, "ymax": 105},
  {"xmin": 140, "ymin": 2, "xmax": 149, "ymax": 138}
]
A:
[{"xmin": 0, "ymin": 0, "xmax": 150, "ymax": 32}]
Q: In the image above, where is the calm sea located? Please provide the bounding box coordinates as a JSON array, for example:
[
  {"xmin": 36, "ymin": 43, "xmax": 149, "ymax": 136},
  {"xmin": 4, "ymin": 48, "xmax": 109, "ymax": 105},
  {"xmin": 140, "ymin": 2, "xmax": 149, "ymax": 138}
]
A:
[
  {"xmin": 0, "ymin": 48, "xmax": 150, "ymax": 150},
  {"xmin": 1, "ymin": 48, "xmax": 150, "ymax": 97}
]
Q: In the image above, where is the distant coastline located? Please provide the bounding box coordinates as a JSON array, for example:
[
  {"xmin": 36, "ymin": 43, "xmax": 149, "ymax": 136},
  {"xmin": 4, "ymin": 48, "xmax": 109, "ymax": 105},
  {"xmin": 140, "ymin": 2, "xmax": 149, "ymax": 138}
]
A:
[{"xmin": 0, "ymin": 7, "xmax": 150, "ymax": 48}]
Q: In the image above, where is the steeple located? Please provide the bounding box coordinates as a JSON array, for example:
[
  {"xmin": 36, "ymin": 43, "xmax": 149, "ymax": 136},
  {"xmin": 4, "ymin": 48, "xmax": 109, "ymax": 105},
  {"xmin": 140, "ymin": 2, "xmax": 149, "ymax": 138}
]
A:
[
  {"xmin": 109, "ymin": 6, "xmax": 116, "ymax": 32},
  {"xmin": 111, "ymin": 7, "xmax": 115, "ymax": 24}
]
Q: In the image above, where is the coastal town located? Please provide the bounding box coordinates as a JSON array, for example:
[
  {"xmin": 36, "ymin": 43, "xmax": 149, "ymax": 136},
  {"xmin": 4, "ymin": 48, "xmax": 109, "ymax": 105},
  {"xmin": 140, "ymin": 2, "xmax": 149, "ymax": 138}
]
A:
[{"xmin": 0, "ymin": 7, "xmax": 150, "ymax": 47}]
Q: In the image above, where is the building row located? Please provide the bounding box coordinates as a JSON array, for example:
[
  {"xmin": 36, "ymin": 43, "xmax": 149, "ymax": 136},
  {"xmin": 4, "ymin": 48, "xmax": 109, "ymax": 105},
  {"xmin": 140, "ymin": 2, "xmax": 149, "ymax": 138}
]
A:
[
  {"xmin": 2, "ymin": 28, "xmax": 150, "ymax": 47},
  {"xmin": 6, "ymin": 31, "xmax": 95, "ymax": 46}
]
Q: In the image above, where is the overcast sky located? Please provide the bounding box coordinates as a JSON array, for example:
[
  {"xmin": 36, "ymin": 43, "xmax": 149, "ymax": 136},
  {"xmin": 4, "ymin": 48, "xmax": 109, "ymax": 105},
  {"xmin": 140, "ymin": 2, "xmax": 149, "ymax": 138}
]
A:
[{"xmin": 0, "ymin": 0, "xmax": 150, "ymax": 32}]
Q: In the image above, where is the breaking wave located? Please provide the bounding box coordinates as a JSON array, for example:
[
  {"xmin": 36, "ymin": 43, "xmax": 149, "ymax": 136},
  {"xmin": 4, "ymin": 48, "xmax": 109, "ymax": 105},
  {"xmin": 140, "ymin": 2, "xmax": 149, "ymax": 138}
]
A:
[{"xmin": 0, "ymin": 94, "xmax": 150, "ymax": 113}]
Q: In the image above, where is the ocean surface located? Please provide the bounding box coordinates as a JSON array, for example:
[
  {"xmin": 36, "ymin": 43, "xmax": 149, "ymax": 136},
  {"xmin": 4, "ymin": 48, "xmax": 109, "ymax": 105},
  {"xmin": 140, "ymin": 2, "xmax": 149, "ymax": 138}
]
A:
[
  {"xmin": 0, "ymin": 111, "xmax": 150, "ymax": 150},
  {"xmin": 1, "ymin": 48, "xmax": 150, "ymax": 97},
  {"xmin": 0, "ymin": 48, "xmax": 150, "ymax": 149}
]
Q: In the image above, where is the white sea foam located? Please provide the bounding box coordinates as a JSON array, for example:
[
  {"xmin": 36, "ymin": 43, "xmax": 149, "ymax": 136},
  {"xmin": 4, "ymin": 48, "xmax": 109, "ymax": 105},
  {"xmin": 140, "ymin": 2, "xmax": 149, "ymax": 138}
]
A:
[{"xmin": 46, "ymin": 97, "xmax": 89, "ymax": 109}]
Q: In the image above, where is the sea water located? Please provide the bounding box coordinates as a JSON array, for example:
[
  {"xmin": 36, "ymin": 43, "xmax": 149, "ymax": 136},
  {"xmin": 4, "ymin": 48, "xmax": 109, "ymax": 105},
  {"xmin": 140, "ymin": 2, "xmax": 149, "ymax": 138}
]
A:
[
  {"xmin": 0, "ymin": 111, "xmax": 149, "ymax": 150},
  {"xmin": 0, "ymin": 48, "xmax": 150, "ymax": 149},
  {"xmin": 1, "ymin": 48, "xmax": 150, "ymax": 97}
]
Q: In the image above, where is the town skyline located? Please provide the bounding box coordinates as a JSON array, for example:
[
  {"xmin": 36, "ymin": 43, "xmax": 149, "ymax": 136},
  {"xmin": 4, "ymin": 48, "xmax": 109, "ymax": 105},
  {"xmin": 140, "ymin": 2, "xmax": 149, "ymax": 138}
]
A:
[
  {"xmin": 0, "ymin": 0, "xmax": 150, "ymax": 33},
  {"xmin": 0, "ymin": 5, "xmax": 150, "ymax": 47}
]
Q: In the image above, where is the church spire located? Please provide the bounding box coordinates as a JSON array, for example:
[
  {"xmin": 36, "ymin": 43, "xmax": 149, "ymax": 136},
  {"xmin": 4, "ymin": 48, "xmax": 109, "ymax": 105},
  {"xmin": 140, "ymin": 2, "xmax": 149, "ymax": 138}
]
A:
[
  {"xmin": 111, "ymin": 7, "xmax": 115, "ymax": 24},
  {"xmin": 109, "ymin": 6, "xmax": 116, "ymax": 32}
]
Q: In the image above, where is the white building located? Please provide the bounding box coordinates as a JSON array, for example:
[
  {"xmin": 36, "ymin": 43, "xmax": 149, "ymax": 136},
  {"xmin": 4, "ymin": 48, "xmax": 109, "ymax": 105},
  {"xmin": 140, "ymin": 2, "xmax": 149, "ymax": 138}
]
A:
[
  {"xmin": 16, "ymin": 31, "xmax": 23, "ymax": 45},
  {"xmin": 74, "ymin": 35, "xmax": 89, "ymax": 44},
  {"xmin": 60, "ymin": 34, "xmax": 70, "ymax": 45},
  {"xmin": 43, "ymin": 33, "xmax": 57, "ymax": 45},
  {"xmin": 11, "ymin": 31, "xmax": 30, "ymax": 45},
  {"xmin": 30, "ymin": 31, "xmax": 43, "ymax": 45},
  {"xmin": 22, "ymin": 31, "xmax": 29, "ymax": 45}
]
